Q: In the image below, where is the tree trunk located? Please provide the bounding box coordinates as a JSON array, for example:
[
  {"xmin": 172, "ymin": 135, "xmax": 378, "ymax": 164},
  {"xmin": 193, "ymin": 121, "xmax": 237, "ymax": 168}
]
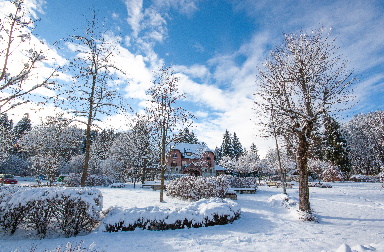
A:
[
  {"xmin": 159, "ymin": 125, "xmax": 166, "ymax": 202},
  {"xmin": 81, "ymin": 123, "xmax": 92, "ymax": 187},
  {"xmin": 297, "ymin": 132, "xmax": 310, "ymax": 212},
  {"xmin": 81, "ymin": 73, "xmax": 96, "ymax": 187}
]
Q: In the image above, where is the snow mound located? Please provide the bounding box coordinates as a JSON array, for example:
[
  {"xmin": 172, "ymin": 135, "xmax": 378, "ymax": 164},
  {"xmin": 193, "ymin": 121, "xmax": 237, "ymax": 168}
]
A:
[
  {"xmin": 268, "ymin": 193, "xmax": 297, "ymax": 208},
  {"xmin": 268, "ymin": 193, "xmax": 317, "ymax": 221}
]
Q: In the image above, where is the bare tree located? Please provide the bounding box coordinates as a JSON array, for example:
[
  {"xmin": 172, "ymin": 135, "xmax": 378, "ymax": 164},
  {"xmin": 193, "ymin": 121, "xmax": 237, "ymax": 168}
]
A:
[
  {"xmin": 145, "ymin": 66, "xmax": 194, "ymax": 202},
  {"xmin": 56, "ymin": 13, "xmax": 129, "ymax": 186},
  {"xmin": 255, "ymin": 28, "xmax": 354, "ymax": 216},
  {"xmin": 0, "ymin": 0, "xmax": 58, "ymax": 113}
]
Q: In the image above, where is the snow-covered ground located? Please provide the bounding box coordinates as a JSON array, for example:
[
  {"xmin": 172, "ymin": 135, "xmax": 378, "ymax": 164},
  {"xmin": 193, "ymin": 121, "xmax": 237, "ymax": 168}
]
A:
[{"xmin": 1, "ymin": 180, "xmax": 383, "ymax": 252}]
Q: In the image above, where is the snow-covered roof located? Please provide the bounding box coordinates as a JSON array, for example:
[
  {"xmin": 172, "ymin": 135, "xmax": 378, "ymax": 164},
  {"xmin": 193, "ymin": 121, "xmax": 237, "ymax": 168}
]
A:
[
  {"xmin": 214, "ymin": 165, "xmax": 226, "ymax": 171},
  {"xmin": 170, "ymin": 143, "xmax": 213, "ymax": 159}
]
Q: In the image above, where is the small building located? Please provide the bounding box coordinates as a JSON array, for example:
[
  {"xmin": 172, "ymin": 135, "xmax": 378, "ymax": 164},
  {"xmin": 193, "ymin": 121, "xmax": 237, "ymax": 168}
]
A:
[
  {"xmin": 214, "ymin": 165, "xmax": 227, "ymax": 176},
  {"xmin": 167, "ymin": 143, "xmax": 216, "ymax": 177}
]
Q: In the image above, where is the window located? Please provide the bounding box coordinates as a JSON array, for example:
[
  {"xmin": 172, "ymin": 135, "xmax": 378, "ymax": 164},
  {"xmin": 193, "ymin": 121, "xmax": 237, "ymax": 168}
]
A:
[
  {"xmin": 172, "ymin": 153, "xmax": 178, "ymax": 158},
  {"xmin": 206, "ymin": 156, "xmax": 211, "ymax": 160},
  {"xmin": 171, "ymin": 161, "xmax": 177, "ymax": 167}
]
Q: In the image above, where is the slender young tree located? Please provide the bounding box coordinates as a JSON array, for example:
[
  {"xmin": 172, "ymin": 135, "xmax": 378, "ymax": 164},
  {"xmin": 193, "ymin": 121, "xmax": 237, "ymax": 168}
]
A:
[
  {"xmin": 145, "ymin": 66, "xmax": 194, "ymax": 202},
  {"xmin": 56, "ymin": 13, "xmax": 128, "ymax": 186},
  {"xmin": 0, "ymin": 0, "xmax": 58, "ymax": 113},
  {"xmin": 256, "ymin": 28, "xmax": 354, "ymax": 215}
]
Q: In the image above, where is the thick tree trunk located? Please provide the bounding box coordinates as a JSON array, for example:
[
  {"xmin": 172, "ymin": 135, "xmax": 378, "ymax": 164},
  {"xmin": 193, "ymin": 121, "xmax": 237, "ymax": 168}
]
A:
[{"xmin": 297, "ymin": 132, "xmax": 311, "ymax": 212}]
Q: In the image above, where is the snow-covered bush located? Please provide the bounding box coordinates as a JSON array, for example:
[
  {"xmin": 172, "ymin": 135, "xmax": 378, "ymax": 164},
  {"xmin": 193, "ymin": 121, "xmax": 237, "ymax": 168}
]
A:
[
  {"xmin": 349, "ymin": 174, "xmax": 380, "ymax": 182},
  {"xmin": 55, "ymin": 188, "xmax": 103, "ymax": 237},
  {"xmin": 379, "ymin": 171, "xmax": 384, "ymax": 183},
  {"xmin": 228, "ymin": 176, "xmax": 258, "ymax": 189},
  {"xmin": 110, "ymin": 183, "xmax": 126, "ymax": 188},
  {"xmin": 308, "ymin": 159, "xmax": 334, "ymax": 181},
  {"xmin": 64, "ymin": 173, "xmax": 113, "ymax": 187},
  {"xmin": 166, "ymin": 175, "xmax": 230, "ymax": 200},
  {"xmin": 0, "ymin": 186, "xmax": 102, "ymax": 237},
  {"xmin": 0, "ymin": 186, "xmax": 28, "ymax": 235},
  {"xmin": 322, "ymin": 166, "xmax": 344, "ymax": 182},
  {"xmin": 101, "ymin": 198, "xmax": 240, "ymax": 232}
]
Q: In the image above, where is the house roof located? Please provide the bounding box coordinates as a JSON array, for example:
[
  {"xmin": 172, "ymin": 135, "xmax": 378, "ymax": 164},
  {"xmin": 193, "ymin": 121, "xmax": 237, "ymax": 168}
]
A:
[
  {"xmin": 214, "ymin": 165, "xmax": 226, "ymax": 171},
  {"xmin": 170, "ymin": 143, "xmax": 213, "ymax": 159}
]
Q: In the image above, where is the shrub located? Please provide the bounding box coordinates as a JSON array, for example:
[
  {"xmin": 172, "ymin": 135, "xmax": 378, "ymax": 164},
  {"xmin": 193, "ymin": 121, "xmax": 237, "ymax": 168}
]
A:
[
  {"xmin": 349, "ymin": 174, "xmax": 380, "ymax": 183},
  {"xmin": 166, "ymin": 175, "xmax": 230, "ymax": 200},
  {"xmin": 65, "ymin": 173, "xmax": 113, "ymax": 187},
  {"xmin": 101, "ymin": 198, "xmax": 240, "ymax": 232},
  {"xmin": 322, "ymin": 166, "xmax": 344, "ymax": 182},
  {"xmin": 227, "ymin": 176, "xmax": 258, "ymax": 189},
  {"xmin": 55, "ymin": 188, "xmax": 103, "ymax": 237},
  {"xmin": 0, "ymin": 186, "xmax": 102, "ymax": 237}
]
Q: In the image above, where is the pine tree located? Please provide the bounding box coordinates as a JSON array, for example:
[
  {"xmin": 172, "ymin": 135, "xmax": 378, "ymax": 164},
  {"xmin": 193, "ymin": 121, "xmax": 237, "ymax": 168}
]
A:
[
  {"xmin": 232, "ymin": 132, "xmax": 243, "ymax": 160},
  {"xmin": 323, "ymin": 115, "xmax": 351, "ymax": 174},
  {"xmin": 14, "ymin": 114, "xmax": 31, "ymax": 139},
  {"xmin": 214, "ymin": 147, "xmax": 222, "ymax": 161},
  {"xmin": 220, "ymin": 130, "xmax": 233, "ymax": 158},
  {"xmin": 0, "ymin": 113, "xmax": 14, "ymax": 160},
  {"xmin": 174, "ymin": 127, "xmax": 199, "ymax": 144},
  {"xmin": 249, "ymin": 143, "xmax": 260, "ymax": 161},
  {"xmin": 0, "ymin": 114, "xmax": 13, "ymax": 130}
]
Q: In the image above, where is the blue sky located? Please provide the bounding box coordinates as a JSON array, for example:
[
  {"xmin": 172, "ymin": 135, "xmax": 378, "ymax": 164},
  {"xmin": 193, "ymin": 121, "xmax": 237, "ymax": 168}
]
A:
[{"xmin": 2, "ymin": 0, "xmax": 384, "ymax": 156}]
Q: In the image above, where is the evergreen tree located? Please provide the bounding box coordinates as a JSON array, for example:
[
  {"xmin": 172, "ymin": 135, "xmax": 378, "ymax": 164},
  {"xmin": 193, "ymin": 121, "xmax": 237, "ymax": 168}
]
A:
[
  {"xmin": 14, "ymin": 114, "xmax": 31, "ymax": 139},
  {"xmin": 174, "ymin": 127, "xmax": 199, "ymax": 144},
  {"xmin": 0, "ymin": 113, "xmax": 14, "ymax": 160},
  {"xmin": 0, "ymin": 114, "xmax": 13, "ymax": 130},
  {"xmin": 220, "ymin": 130, "xmax": 233, "ymax": 158},
  {"xmin": 214, "ymin": 147, "xmax": 222, "ymax": 161},
  {"xmin": 323, "ymin": 116, "xmax": 350, "ymax": 174},
  {"xmin": 232, "ymin": 132, "xmax": 243, "ymax": 160},
  {"xmin": 249, "ymin": 143, "xmax": 260, "ymax": 161}
]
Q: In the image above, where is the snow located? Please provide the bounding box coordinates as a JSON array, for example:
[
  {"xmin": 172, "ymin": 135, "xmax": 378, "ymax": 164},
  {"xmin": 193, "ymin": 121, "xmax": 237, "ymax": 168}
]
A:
[{"xmin": 1, "ymin": 181, "xmax": 384, "ymax": 252}]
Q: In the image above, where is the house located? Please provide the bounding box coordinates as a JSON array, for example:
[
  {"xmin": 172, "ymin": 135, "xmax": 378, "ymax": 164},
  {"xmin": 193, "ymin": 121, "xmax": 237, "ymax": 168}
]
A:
[{"xmin": 167, "ymin": 143, "xmax": 217, "ymax": 177}]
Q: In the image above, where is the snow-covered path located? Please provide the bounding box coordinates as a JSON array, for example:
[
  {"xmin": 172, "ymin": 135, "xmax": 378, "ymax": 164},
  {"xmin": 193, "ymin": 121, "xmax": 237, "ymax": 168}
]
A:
[{"xmin": 1, "ymin": 182, "xmax": 383, "ymax": 252}]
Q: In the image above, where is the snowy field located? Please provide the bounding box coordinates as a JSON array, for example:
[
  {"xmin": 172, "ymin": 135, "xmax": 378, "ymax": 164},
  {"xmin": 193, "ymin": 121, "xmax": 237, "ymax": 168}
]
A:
[{"xmin": 1, "ymin": 180, "xmax": 383, "ymax": 252}]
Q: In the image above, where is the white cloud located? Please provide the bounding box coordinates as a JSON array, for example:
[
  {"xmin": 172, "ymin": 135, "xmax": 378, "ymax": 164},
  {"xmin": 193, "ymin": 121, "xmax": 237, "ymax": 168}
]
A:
[
  {"xmin": 124, "ymin": 0, "xmax": 143, "ymax": 38},
  {"xmin": 173, "ymin": 64, "xmax": 210, "ymax": 80}
]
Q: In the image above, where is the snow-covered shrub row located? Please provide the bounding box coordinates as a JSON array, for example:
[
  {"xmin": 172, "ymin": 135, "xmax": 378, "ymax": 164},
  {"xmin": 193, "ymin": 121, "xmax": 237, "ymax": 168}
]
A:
[
  {"xmin": 0, "ymin": 186, "xmax": 102, "ymax": 237},
  {"xmin": 166, "ymin": 175, "xmax": 230, "ymax": 200},
  {"xmin": 101, "ymin": 198, "xmax": 240, "ymax": 232},
  {"xmin": 349, "ymin": 174, "xmax": 380, "ymax": 183},
  {"xmin": 65, "ymin": 173, "xmax": 113, "ymax": 187},
  {"xmin": 110, "ymin": 183, "xmax": 126, "ymax": 188},
  {"xmin": 227, "ymin": 176, "xmax": 258, "ymax": 189}
]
